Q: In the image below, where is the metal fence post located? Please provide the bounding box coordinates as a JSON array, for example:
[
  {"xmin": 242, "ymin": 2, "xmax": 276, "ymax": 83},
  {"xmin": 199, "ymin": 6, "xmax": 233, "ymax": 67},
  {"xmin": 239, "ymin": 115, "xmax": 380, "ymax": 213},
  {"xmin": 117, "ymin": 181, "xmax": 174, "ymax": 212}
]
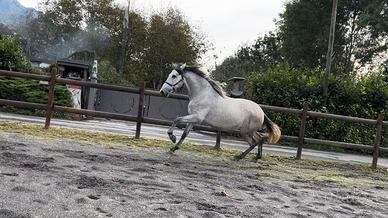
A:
[
  {"xmin": 215, "ymin": 131, "xmax": 222, "ymax": 149},
  {"xmin": 372, "ymin": 114, "xmax": 384, "ymax": 169},
  {"xmin": 296, "ymin": 106, "xmax": 308, "ymax": 160},
  {"xmin": 135, "ymin": 81, "xmax": 145, "ymax": 139},
  {"xmin": 44, "ymin": 67, "xmax": 57, "ymax": 129}
]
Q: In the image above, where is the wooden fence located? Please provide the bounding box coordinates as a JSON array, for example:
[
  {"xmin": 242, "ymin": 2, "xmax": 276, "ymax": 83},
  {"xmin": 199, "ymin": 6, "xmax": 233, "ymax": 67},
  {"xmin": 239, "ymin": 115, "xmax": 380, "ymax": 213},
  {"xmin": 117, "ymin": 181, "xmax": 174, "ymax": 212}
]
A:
[{"xmin": 0, "ymin": 68, "xmax": 387, "ymax": 168}]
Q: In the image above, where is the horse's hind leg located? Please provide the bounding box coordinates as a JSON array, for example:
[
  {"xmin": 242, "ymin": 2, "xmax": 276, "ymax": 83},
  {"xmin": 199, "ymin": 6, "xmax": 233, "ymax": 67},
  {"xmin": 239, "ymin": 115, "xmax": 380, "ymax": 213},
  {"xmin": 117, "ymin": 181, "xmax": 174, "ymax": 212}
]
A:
[
  {"xmin": 234, "ymin": 135, "xmax": 256, "ymax": 161},
  {"xmin": 253, "ymin": 132, "xmax": 264, "ymax": 161},
  {"xmin": 253, "ymin": 139, "xmax": 264, "ymax": 161},
  {"xmin": 170, "ymin": 123, "xmax": 193, "ymax": 152}
]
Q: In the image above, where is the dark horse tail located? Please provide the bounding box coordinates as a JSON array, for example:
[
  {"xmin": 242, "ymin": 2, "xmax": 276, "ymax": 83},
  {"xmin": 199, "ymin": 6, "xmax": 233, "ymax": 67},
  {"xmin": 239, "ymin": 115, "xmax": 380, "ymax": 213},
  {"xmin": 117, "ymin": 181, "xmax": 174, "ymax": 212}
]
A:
[{"xmin": 264, "ymin": 114, "xmax": 281, "ymax": 144}]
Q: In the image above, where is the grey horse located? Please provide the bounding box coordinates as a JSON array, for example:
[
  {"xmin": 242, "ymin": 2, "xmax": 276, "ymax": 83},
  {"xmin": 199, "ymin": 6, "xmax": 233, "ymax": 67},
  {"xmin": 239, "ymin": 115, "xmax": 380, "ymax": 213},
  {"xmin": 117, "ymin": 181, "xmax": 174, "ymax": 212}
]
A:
[{"xmin": 159, "ymin": 64, "xmax": 281, "ymax": 160}]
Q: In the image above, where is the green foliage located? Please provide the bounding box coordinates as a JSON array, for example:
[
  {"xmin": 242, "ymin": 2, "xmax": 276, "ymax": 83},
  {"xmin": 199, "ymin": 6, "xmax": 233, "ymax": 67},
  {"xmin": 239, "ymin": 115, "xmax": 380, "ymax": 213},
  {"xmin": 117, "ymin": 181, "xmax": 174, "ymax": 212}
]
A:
[
  {"xmin": 237, "ymin": 32, "xmax": 283, "ymax": 70},
  {"xmin": 0, "ymin": 76, "xmax": 72, "ymax": 116},
  {"xmin": 29, "ymin": 67, "xmax": 48, "ymax": 75},
  {"xmin": 211, "ymin": 56, "xmax": 256, "ymax": 82},
  {"xmin": 112, "ymin": 8, "xmax": 208, "ymax": 88},
  {"xmin": 212, "ymin": 32, "xmax": 282, "ymax": 82},
  {"xmin": 248, "ymin": 65, "xmax": 388, "ymax": 147},
  {"xmin": 277, "ymin": 0, "xmax": 332, "ymax": 69},
  {"xmin": 277, "ymin": 0, "xmax": 388, "ymax": 73},
  {"xmin": 142, "ymin": 9, "xmax": 207, "ymax": 88},
  {"xmin": 213, "ymin": 0, "xmax": 388, "ymax": 83},
  {"xmin": 98, "ymin": 59, "xmax": 126, "ymax": 85},
  {"xmin": 17, "ymin": 1, "xmax": 208, "ymax": 88},
  {"xmin": 0, "ymin": 76, "xmax": 72, "ymax": 106},
  {"xmin": 0, "ymin": 33, "xmax": 31, "ymax": 72}
]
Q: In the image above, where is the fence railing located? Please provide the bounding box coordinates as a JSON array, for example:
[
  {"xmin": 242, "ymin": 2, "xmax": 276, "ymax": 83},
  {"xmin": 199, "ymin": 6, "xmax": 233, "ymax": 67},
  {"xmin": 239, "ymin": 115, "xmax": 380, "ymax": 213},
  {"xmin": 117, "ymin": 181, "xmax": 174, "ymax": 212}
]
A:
[{"xmin": 0, "ymin": 68, "xmax": 386, "ymax": 168}]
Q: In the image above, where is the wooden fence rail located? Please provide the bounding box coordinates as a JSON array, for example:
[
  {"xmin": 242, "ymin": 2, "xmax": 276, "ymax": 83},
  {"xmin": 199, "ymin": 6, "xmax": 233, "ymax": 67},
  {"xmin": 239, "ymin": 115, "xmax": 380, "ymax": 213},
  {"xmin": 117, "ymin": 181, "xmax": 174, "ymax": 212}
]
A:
[{"xmin": 0, "ymin": 69, "xmax": 386, "ymax": 168}]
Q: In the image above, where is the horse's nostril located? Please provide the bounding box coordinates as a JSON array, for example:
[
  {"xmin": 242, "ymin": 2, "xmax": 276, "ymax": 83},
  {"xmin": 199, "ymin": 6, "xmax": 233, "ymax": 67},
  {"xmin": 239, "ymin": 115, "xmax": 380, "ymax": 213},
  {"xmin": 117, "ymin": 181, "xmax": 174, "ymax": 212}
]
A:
[{"xmin": 160, "ymin": 90, "xmax": 166, "ymax": 96}]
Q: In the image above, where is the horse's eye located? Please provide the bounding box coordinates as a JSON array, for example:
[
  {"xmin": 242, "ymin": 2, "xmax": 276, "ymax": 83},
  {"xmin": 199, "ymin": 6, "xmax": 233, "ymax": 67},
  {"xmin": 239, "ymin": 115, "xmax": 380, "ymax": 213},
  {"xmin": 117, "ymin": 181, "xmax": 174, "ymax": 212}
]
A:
[{"xmin": 172, "ymin": 75, "xmax": 177, "ymax": 79}]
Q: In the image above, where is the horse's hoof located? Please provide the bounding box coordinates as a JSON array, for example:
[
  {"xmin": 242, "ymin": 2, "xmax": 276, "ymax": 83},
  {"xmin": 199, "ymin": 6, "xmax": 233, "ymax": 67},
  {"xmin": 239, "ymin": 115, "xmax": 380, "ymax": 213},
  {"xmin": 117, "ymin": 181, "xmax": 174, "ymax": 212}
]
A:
[
  {"xmin": 169, "ymin": 146, "xmax": 179, "ymax": 153},
  {"xmin": 169, "ymin": 134, "xmax": 177, "ymax": 143},
  {"xmin": 233, "ymin": 155, "xmax": 242, "ymax": 161},
  {"xmin": 251, "ymin": 157, "xmax": 260, "ymax": 162}
]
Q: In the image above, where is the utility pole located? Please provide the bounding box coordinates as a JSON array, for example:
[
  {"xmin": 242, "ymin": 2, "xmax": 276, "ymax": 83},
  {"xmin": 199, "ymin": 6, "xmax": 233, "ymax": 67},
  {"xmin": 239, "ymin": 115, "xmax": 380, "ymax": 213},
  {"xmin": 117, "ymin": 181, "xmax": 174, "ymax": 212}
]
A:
[
  {"xmin": 118, "ymin": 0, "xmax": 130, "ymax": 75},
  {"xmin": 322, "ymin": 0, "xmax": 338, "ymax": 105}
]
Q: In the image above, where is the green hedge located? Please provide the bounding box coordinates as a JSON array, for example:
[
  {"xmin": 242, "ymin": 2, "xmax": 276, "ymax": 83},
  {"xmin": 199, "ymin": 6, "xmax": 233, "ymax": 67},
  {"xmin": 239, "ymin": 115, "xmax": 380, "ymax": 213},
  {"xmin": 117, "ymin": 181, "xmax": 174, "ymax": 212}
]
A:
[
  {"xmin": 0, "ymin": 76, "xmax": 72, "ymax": 116},
  {"xmin": 248, "ymin": 65, "xmax": 388, "ymax": 148}
]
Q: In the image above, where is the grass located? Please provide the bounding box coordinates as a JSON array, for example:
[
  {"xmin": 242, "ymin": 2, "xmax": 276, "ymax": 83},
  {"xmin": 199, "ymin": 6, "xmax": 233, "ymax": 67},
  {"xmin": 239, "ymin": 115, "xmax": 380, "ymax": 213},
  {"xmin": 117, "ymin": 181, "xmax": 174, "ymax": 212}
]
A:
[
  {"xmin": 0, "ymin": 120, "xmax": 241, "ymax": 158},
  {"xmin": 257, "ymin": 156, "xmax": 388, "ymax": 187},
  {"xmin": 0, "ymin": 120, "xmax": 388, "ymax": 188}
]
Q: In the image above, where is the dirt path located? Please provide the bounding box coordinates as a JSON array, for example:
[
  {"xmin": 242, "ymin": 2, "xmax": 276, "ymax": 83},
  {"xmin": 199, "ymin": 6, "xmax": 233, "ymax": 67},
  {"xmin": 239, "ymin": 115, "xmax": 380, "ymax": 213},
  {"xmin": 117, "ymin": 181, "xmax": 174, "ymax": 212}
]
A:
[{"xmin": 0, "ymin": 132, "xmax": 388, "ymax": 218}]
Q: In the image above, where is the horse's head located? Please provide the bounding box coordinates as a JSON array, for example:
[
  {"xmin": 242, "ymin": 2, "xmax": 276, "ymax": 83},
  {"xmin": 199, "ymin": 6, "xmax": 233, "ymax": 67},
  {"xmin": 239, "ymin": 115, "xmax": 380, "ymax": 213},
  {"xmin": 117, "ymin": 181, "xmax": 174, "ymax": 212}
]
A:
[{"xmin": 160, "ymin": 63, "xmax": 186, "ymax": 97}]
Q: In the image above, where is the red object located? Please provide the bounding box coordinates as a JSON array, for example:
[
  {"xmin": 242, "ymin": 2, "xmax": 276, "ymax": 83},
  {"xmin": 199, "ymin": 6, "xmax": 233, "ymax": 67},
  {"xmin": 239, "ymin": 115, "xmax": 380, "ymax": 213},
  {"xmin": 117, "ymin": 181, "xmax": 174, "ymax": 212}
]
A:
[{"xmin": 67, "ymin": 84, "xmax": 81, "ymax": 89}]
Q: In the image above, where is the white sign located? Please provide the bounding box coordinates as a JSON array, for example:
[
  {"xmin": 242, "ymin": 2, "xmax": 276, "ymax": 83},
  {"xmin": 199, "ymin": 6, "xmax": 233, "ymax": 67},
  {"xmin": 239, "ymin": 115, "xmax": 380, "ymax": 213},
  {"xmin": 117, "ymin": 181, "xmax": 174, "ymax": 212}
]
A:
[{"xmin": 67, "ymin": 85, "xmax": 81, "ymax": 109}]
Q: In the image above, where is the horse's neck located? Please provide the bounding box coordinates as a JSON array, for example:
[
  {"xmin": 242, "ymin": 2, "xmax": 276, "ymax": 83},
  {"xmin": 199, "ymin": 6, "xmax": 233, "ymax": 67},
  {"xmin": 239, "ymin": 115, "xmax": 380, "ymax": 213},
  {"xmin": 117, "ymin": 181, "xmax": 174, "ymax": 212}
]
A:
[{"xmin": 183, "ymin": 72, "xmax": 217, "ymax": 100}]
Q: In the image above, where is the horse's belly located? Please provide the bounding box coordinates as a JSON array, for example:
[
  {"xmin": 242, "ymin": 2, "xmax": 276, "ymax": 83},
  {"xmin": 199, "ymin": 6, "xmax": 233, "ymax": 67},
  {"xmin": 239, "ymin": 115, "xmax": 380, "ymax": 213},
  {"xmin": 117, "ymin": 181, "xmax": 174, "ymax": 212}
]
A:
[
  {"xmin": 203, "ymin": 108, "xmax": 246, "ymax": 131},
  {"xmin": 201, "ymin": 98, "xmax": 264, "ymax": 133},
  {"xmin": 203, "ymin": 116, "xmax": 243, "ymax": 131}
]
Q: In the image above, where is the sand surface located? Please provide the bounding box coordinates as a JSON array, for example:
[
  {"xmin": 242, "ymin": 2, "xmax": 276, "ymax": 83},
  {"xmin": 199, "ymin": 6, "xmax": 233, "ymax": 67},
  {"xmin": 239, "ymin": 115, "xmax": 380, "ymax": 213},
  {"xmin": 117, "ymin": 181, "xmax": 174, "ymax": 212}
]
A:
[{"xmin": 0, "ymin": 132, "xmax": 388, "ymax": 218}]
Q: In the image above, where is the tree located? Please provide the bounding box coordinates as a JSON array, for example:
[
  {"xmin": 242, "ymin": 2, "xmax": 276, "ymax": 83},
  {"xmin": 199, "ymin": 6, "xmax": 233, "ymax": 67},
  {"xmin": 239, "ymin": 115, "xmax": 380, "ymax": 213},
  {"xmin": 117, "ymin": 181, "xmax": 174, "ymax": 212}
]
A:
[
  {"xmin": 15, "ymin": 2, "xmax": 208, "ymax": 88},
  {"xmin": 142, "ymin": 9, "xmax": 208, "ymax": 88},
  {"xmin": 16, "ymin": 0, "xmax": 118, "ymax": 60},
  {"xmin": 39, "ymin": 0, "xmax": 83, "ymax": 36},
  {"xmin": 238, "ymin": 32, "xmax": 283, "ymax": 70},
  {"xmin": 211, "ymin": 56, "xmax": 255, "ymax": 83},
  {"xmin": 0, "ymin": 33, "xmax": 30, "ymax": 71},
  {"xmin": 212, "ymin": 32, "xmax": 282, "ymax": 82},
  {"xmin": 104, "ymin": 10, "xmax": 148, "ymax": 83},
  {"xmin": 277, "ymin": 0, "xmax": 388, "ymax": 74}
]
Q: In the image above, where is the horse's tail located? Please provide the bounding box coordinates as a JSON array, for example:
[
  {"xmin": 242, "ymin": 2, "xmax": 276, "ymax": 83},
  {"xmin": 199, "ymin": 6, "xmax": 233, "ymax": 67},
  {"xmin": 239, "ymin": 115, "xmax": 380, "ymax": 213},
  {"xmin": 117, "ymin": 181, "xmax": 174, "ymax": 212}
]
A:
[{"xmin": 264, "ymin": 114, "xmax": 281, "ymax": 144}]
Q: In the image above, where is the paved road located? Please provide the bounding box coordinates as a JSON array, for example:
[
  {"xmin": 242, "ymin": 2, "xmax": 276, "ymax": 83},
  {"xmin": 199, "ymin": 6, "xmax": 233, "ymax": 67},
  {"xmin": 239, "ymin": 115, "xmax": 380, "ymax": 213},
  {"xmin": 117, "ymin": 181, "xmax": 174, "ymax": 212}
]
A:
[{"xmin": 0, "ymin": 112, "xmax": 387, "ymax": 167}]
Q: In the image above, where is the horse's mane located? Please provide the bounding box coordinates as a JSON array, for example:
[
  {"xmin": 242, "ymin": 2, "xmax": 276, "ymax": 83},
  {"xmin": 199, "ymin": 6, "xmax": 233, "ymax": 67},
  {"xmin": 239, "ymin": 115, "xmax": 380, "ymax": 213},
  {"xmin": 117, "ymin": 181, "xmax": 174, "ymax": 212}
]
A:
[{"xmin": 184, "ymin": 66, "xmax": 226, "ymax": 97}]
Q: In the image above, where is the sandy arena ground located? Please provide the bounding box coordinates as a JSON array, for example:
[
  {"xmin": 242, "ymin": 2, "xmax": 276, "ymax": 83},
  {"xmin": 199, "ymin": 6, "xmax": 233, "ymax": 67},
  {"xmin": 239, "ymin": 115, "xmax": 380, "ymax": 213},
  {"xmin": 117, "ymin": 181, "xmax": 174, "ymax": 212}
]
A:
[{"xmin": 0, "ymin": 131, "xmax": 388, "ymax": 218}]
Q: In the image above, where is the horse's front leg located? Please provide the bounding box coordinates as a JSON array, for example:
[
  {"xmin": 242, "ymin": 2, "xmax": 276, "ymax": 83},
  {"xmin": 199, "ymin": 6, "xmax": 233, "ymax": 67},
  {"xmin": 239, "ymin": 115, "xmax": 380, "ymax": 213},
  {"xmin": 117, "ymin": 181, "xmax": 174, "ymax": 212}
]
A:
[
  {"xmin": 170, "ymin": 123, "xmax": 193, "ymax": 152},
  {"xmin": 167, "ymin": 114, "xmax": 201, "ymax": 143},
  {"xmin": 167, "ymin": 114, "xmax": 203, "ymax": 152},
  {"xmin": 167, "ymin": 119, "xmax": 179, "ymax": 143}
]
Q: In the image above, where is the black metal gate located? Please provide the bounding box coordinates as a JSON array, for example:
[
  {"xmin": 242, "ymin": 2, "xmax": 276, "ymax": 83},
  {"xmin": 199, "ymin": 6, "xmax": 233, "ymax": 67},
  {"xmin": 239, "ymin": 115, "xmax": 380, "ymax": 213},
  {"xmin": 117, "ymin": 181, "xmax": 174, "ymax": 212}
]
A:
[{"xmin": 95, "ymin": 89, "xmax": 189, "ymax": 121}]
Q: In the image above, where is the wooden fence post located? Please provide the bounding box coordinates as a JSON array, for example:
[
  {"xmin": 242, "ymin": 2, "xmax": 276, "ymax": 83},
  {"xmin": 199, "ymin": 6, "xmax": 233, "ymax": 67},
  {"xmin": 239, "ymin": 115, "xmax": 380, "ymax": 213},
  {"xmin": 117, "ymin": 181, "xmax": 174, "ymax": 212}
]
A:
[
  {"xmin": 372, "ymin": 114, "xmax": 384, "ymax": 169},
  {"xmin": 135, "ymin": 81, "xmax": 145, "ymax": 139},
  {"xmin": 44, "ymin": 67, "xmax": 57, "ymax": 129},
  {"xmin": 296, "ymin": 106, "xmax": 308, "ymax": 160},
  {"xmin": 215, "ymin": 131, "xmax": 222, "ymax": 150}
]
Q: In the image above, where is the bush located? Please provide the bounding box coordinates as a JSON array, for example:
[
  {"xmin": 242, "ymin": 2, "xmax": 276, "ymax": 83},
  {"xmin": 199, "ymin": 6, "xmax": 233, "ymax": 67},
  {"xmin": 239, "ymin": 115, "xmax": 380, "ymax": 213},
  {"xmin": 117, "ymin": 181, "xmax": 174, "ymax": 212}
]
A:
[
  {"xmin": 0, "ymin": 76, "xmax": 72, "ymax": 117},
  {"xmin": 0, "ymin": 33, "xmax": 31, "ymax": 72},
  {"xmin": 248, "ymin": 65, "xmax": 388, "ymax": 148},
  {"xmin": 98, "ymin": 59, "xmax": 127, "ymax": 85}
]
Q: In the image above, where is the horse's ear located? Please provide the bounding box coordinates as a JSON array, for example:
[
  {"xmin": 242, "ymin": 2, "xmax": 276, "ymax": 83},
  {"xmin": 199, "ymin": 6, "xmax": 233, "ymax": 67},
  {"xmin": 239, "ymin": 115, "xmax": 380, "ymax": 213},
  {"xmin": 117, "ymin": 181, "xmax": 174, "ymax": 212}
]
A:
[
  {"xmin": 180, "ymin": 63, "xmax": 186, "ymax": 70},
  {"xmin": 172, "ymin": 63, "xmax": 178, "ymax": 69}
]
